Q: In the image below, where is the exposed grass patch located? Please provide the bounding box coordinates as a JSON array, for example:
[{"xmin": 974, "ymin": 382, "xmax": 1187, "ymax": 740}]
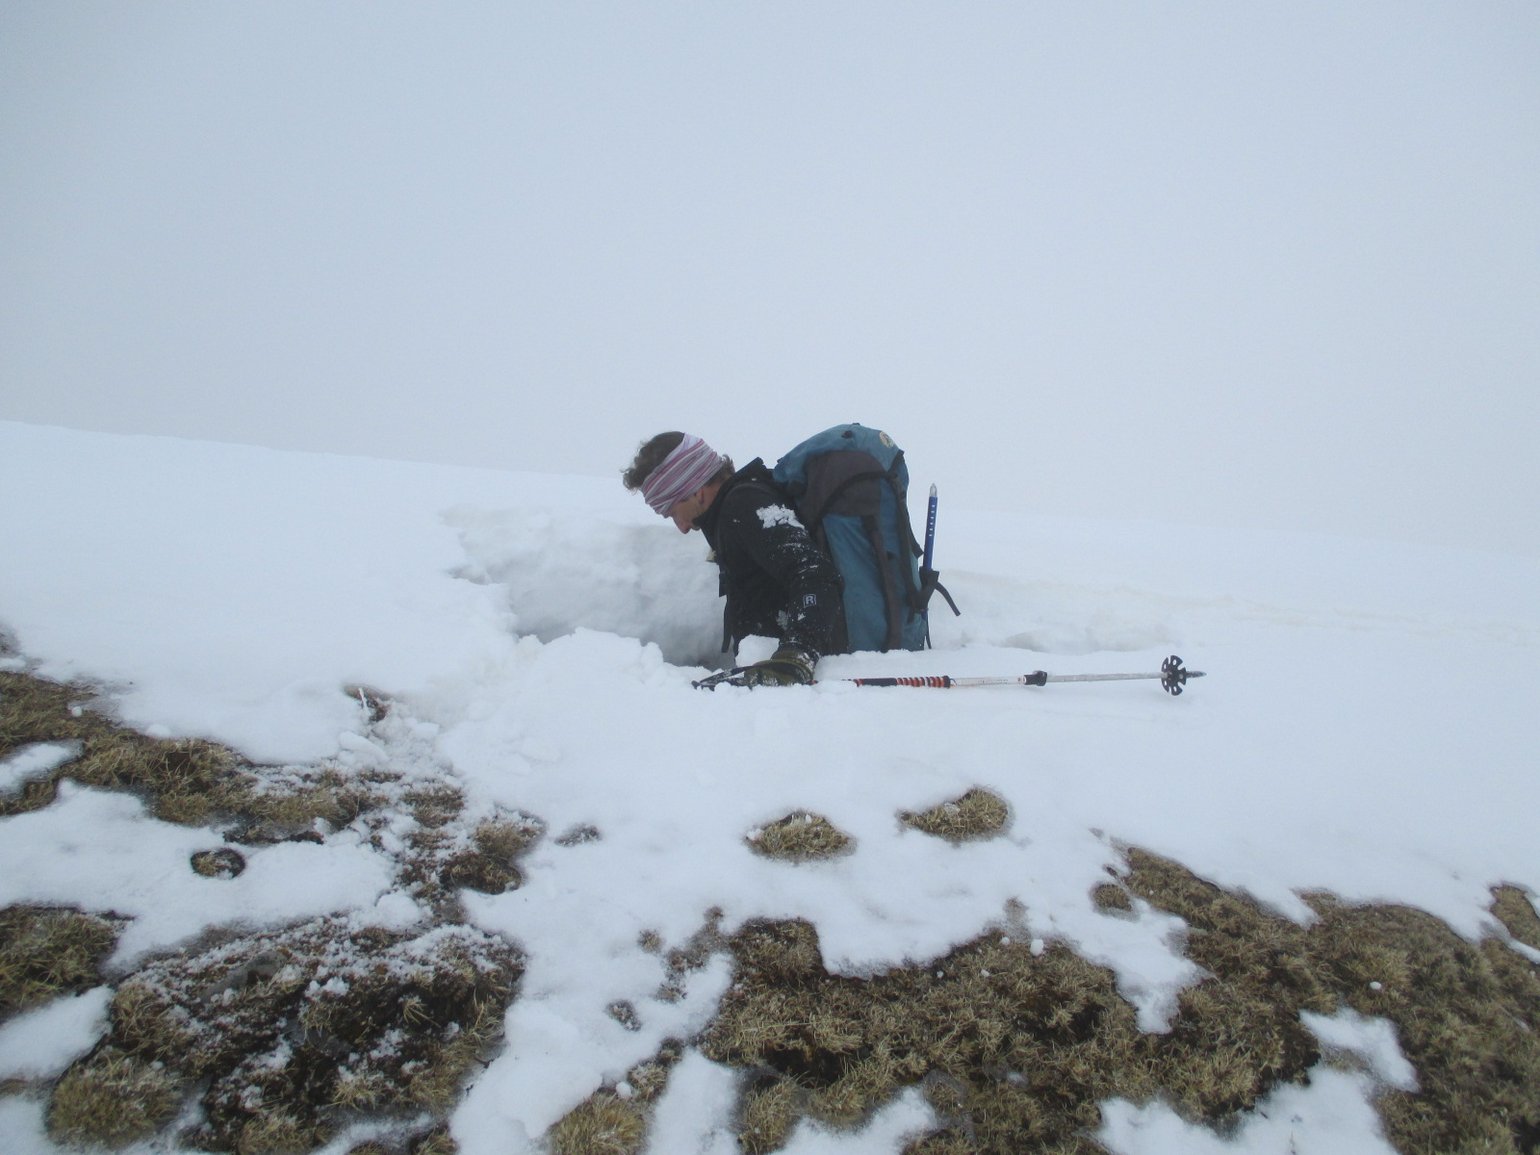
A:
[
  {"xmin": 1, "ymin": 670, "xmax": 111, "ymax": 756},
  {"xmin": 747, "ymin": 811, "xmax": 854, "ymax": 861},
  {"xmin": 1492, "ymin": 883, "xmax": 1540, "ymax": 951},
  {"xmin": 410, "ymin": 1125, "xmax": 459, "ymax": 1155},
  {"xmin": 401, "ymin": 809, "xmax": 545, "ymax": 905},
  {"xmin": 190, "ymin": 847, "xmax": 247, "ymax": 878},
  {"xmin": 0, "ymin": 669, "xmax": 382, "ymax": 829},
  {"xmin": 607, "ymin": 999, "xmax": 642, "ymax": 1031},
  {"xmin": 1303, "ymin": 894, "xmax": 1540, "ymax": 1155},
  {"xmin": 899, "ymin": 787, "xmax": 1010, "ymax": 842},
  {"xmin": 100, "ymin": 916, "xmax": 522, "ymax": 1152},
  {"xmin": 456, "ymin": 814, "xmax": 545, "ymax": 888},
  {"xmin": 73, "ymin": 736, "xmax": 253, "ymax": 825},
  {"xmin": 1091, "ymin": 881, "xmax": 1134, "ymax": 914},
  {"xmin": 0, "ymin": 904, "xmax": 120, "ymax": 1019},
  {"xmin": 644, "ymin": 908, "xmax": 728, "ymax": 1004},
  {"xmin": 1119, "ymin": 849, "xmax": 1329, "ymax": 1120},
  {"xmin": 623, "ymin": 1042, "xmax": 682, "ymax": 1103},
  {"xmin": 699, "ymin": 853, "xmax": 1540, "ymax": 1155},
  {"xmin": 702, "ymin": 918, "xmax": 1148, "ymax": 1151},
  {"xmin": 1125, "ymin": 849, "xmax": 1540, "ymax": 1155},
  {"xmin": 739, "ymin": 1072, "xmax": 804, "ymax": 1154},
  {"xmin": 547, "ymin": 1044, "xmax": 682, "ymax": 1155},
  {"xmin": 5, "ymin": 666, "xmax": 550, "ymax": 1152},
  {"xmin": 338, "ymin": 1122, "xmax": 457, "ymax": 1155},
  {"xmin": 549, "ymin": 1090, "xmax": 648, "ymax": 1155},
  {"xmin": 47, "ymin": 1045, "xmax": 182, "ymax": 1146},
  {"xmin": 557, "ymin": 823, "xmax": 602, "ymax": 846},
  {"xmin": 404, "ymin": 782, "xmax": 467, "ymax": 829},
  {"xmin": 231, "ymin": 764, "xmax": 383, "ymax": 843}
]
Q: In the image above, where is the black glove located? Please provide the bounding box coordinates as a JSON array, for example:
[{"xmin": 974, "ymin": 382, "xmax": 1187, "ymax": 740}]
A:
[{"xmin": 739, "ymin": 646, "xmax": 816, "ymax": 687}]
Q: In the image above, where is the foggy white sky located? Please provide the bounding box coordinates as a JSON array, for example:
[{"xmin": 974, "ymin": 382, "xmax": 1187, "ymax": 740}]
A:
[{"xmin": 3, "ymin": 2, "xmax": 1537, "ymax": 557}]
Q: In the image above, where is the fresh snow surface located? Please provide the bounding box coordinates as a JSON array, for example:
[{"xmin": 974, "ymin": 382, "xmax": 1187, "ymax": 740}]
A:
[{"xmin": 1, "ymin": 420, "xmax": 1537, "ymax": 1154}]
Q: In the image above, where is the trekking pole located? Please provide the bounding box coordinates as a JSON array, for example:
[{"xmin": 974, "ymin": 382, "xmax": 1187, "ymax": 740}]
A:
[
  {"xmin": 695, "ymin": 655, "xmax": 1205, "ymax": 695},
  {"xmin": 846, "ymin": 655, "xmax": 1203, "ymax": 695}
]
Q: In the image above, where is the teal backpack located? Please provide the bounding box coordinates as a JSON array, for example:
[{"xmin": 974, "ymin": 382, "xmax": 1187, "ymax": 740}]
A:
[{"xmin": 772, "ymin": 423, "xmax": 957, "ymax": 653}]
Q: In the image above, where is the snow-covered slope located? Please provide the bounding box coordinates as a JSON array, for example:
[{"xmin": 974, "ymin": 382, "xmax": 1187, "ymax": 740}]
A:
[{"xmin": 1, "ymin": 422, "xmax": 1536, "ymax": 1153}]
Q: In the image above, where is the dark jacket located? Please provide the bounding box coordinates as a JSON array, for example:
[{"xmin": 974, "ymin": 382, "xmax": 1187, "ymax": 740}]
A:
[{"xmin": 696, "ymin": 460, "xmax": 844, "ymax": 657}]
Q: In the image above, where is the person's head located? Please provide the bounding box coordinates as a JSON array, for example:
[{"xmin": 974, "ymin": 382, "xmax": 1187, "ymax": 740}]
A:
[{"xmin": 623, "ymin": 432, "xmax": 734, "ymax": 533}]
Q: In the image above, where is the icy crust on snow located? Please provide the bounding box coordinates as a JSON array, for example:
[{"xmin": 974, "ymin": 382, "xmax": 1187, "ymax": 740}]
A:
[{"xmin": 1, "ymin": 424, "xmax": 1538, "ymax": 1153}]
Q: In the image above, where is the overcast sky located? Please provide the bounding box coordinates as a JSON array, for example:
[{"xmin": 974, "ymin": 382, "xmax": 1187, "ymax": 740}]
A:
[{"xmin": 3, "ymin": 2, "xmax": 1537, "ymax": 557}]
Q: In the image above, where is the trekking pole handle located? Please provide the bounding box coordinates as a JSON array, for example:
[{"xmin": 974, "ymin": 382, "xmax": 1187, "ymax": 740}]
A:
[{"xmin": 923, "ymin": 484, "xmax": 938, "ymax": 572}]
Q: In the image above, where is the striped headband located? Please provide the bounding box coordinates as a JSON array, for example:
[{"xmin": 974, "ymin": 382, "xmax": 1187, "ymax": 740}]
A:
[{"xmin": 641, "ymin": 434, "xmax": 726, "ymax": 516}]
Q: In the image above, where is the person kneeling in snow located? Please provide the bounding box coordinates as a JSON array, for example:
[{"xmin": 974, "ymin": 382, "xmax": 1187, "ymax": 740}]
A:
[{"xmin": 623, "ymin": 432, "xmax": 841, "ymax": 686}]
